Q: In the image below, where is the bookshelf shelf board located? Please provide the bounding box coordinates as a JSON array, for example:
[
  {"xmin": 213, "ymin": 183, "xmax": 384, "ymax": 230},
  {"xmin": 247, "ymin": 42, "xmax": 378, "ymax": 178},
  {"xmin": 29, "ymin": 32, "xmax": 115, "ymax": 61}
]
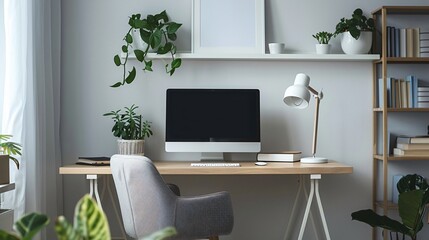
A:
[
  {"xmin": 373, "ymin": 108, "xmax": 429, "ymax": 112},
  {"xmin": 0, "ymin": 183, "xmax": 15, "ymax": 194},
  {"xmin": 372, "ymin": 6, "xmax": 429, "ymax": 15},
  {"xmin": 374, "ymin": 155, "xmax": 429, "ymax": 161},
  {"xmin": 374, "ymin": 58, "xmax": 429, "ymax": 64},
  {"xmin": 122, "ymin": 53, "xmax": 380, "ymax": 61},
  {"xmin": 375, "ymin": 201, "xmax": 398, "ymax": 210}
]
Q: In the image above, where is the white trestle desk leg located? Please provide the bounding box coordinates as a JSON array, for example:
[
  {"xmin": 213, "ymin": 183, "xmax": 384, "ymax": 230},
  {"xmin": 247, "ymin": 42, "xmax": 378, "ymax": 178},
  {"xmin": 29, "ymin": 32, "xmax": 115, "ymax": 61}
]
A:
[
  {"xmin": 86, "ymin": 174, "xmax": 102, "ymax": 211},
  {"xmin": 315, "ymin": 176, "xmax": 331, "ymax": 240},
  {"xmin": 297, "ymin": 174, "xmax": 331, "ymax": 240},
  {"xmin": 284, "ymin": 176, "xmax": 319, "ymax": 240},
  {"xmin": 284, "ymin": 176, "xmax": 304, "ymax": 239}
]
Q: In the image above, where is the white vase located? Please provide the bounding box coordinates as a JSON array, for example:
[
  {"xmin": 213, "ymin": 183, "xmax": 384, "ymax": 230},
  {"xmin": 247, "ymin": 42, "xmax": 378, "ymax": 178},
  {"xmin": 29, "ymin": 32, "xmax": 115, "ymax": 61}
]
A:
[
  {"xmin": 315, "ymin": 44, "xmax": 331, "ymax": 54},
  {"xmin": 340, "ymin": 31, "xmax": 372, "ymax": 54},
  {"xmin": 117, "ymin": 139, "xmax": 145, "ymax": 155}
]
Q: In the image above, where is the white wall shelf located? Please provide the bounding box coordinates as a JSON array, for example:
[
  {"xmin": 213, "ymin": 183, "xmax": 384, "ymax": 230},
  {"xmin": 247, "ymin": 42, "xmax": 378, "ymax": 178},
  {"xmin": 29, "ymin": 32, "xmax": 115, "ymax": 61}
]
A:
[{"xmin": 122, "ymin": 53, "xmax": 380, "ymax": 62}]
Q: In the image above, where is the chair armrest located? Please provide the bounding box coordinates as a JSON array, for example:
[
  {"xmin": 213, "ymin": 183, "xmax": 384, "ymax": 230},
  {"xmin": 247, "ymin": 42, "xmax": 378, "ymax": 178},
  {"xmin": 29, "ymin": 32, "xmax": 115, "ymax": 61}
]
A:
[{"xmin": 174, "ymin": 191, "xmax": 234, "ymax": 239}]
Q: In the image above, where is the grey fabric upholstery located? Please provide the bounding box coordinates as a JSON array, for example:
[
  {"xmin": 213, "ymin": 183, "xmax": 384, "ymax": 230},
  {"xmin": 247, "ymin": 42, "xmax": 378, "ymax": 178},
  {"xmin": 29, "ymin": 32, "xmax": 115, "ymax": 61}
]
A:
[{"xmin": 111, "ymin": 155, "xmax": 234, "ymax": 240}]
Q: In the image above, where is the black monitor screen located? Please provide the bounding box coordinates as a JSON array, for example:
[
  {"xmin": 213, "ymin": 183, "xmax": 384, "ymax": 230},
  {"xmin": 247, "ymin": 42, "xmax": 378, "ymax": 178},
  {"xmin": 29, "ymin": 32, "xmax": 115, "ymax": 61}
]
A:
[{"xmin": 166, "ymin": 89, "xmax": 260, "ymax": 142}]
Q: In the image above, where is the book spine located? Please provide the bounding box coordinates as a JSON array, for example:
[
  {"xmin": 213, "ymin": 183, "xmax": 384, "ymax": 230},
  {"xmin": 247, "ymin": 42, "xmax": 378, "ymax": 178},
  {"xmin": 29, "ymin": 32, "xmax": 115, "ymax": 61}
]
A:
[
  {"xmin": 400, "ymin": 28, "xmax": 407, "ymax": 57},
  {"xmin": 406, "ymin": 28, "xmax": 414, "ymax": 57},
  {"xmin": 414, "ymin": 28, "xmax": 420, "ymax": 57}
]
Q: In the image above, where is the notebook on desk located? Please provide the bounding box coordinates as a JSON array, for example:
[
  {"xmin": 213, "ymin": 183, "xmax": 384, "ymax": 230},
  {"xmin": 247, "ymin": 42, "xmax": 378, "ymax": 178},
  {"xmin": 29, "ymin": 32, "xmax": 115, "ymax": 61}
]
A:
[{"xmin": 76, "ymin": 157, "xmax": 110, "ymax": 166}]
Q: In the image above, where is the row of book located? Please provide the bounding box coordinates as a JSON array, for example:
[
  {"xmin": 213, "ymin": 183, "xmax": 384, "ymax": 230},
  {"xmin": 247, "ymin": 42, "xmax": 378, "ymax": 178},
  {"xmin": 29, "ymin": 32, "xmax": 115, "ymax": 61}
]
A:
[
  {"xmin": 386, "ymin": 26, "xmax": 429, "ymax": 58},
  {"xmin": 393, "ymin": 135, "xmax": 429, "ymax": 156},
  {"xmin": 377, "ymin": 76, "xmax": 429, "ymax": 108}
]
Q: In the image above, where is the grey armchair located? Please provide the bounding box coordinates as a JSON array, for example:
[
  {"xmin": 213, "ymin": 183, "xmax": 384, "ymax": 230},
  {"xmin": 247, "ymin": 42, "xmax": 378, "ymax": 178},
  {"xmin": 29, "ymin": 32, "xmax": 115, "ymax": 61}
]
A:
[{"xmin": 111, "ymin": 154, "xmax": 234, "ymax": 240}]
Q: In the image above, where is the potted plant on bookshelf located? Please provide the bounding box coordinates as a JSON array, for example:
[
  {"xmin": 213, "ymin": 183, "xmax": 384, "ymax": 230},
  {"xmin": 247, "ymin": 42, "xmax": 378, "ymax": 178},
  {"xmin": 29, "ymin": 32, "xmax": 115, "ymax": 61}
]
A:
[
  {"xmin": 351, "ymin": 174, "xmax": 429, "ymax": 240},
  {"xmin": 312, "ymin": 31, "xmax": 334, "ymax": 54},
  {"xmin": 112, "ymin": 10, "xmax": 182, "ymax": 88},
  {"xmin": 0, "ymin": 134, "xmax": 22, "ymax": 184},
  {"xmin": 335, "ymin": 8, "xmax": 375, "ymax": 54},
  {"xmin": 103, "ymin": 104, "xmax": 153, "ymax": 155}
]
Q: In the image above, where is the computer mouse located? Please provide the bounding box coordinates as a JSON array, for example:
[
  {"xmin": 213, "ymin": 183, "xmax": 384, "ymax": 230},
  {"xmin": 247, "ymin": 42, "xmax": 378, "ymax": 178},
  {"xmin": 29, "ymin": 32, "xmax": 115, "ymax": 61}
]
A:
[{"xmin": 255, "ymin": 162, "xmax": 267, "ymax": 166}]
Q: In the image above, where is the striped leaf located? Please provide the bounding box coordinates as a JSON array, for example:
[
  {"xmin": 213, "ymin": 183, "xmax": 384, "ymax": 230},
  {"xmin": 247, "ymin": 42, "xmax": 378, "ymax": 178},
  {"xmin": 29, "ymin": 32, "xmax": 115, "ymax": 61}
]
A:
[
  {"xmin": 13, "ymin": 213, "xmax": 49, "ymax": 240},
  {"xmin": 55, "ymin": 194, "xmax": 110, "ymax": 240}
]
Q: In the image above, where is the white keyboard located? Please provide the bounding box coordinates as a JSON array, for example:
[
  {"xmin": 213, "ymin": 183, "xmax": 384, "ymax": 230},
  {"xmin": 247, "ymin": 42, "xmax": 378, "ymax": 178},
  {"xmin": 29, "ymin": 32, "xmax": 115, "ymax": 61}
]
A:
[{"xmin": 190, "ymin": 163, "xmax": 241, "ymax": 167}]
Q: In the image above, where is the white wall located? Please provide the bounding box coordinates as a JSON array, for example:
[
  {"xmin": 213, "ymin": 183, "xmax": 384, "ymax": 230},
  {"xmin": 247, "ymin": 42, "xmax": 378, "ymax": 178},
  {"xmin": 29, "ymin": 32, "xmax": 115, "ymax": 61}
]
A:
[{"xmin": 60, "ymin": 1, "xmax": 429, "ymax": 239}]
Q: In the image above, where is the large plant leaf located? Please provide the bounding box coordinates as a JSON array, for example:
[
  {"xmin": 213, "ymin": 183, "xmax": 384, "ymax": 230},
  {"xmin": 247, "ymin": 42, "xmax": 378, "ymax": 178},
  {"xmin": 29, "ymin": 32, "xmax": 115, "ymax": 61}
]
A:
[
  {"xmin": 74, "ymin": 195, "xmax": 111, "ymax": 240},
  {"xmin": 398, "ymin": 190, "xmax": 426, "ymax": 237},
  {"xmin": 13, "ymin": 213, "xmax": 49, "ymax": 240},
  {"xmin": 397, "ymin": 174, "xmax": 429, "ymax": 194},
  {"xmin": 0, "ymin": 230, "xmax": 20, "ymax": 240},
  {"xmin": 142, "ymin": 227, "xmax": 177, "ymax": 240},
  {"xmin": 351, "ymin": 209, "xmax": 409, "ymax": 234}
]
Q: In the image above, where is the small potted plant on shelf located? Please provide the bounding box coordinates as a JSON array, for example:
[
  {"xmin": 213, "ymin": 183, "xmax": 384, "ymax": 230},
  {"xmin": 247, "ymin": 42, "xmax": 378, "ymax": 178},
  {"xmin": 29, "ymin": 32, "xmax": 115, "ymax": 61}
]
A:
[
  {"xmin": 0, "ymin": 134, "xmax": 22, "ymax": 184},
  {"xmin": 112, "ymin": 10, "xmax": 183, "ymax": 88},
  {"xmin": 351, "ymin": 174, "xmax": 429, "ymax": 240},
  {"xmin": 103, "ymin": 104, "xmax": 153, "ymax": 155},
  {"xmin": 334, "ymin": 8, "xmax": 375, "ymax": 54},
  {"xmin": 312, "ymin": 31, "xmax": 334, "ymax": 54}
]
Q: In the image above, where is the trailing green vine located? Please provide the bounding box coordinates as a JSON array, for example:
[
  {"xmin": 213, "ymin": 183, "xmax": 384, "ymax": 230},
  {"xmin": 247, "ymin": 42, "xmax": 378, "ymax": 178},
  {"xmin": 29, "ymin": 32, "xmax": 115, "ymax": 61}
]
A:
[{"xmin": 112, "ymin": 10, "xmax": 182, "ymax": 88}]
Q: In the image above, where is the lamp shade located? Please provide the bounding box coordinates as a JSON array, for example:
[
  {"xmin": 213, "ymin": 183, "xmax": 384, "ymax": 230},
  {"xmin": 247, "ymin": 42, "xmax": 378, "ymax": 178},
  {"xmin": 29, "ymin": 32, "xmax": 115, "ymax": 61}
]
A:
[{"xmin": 283, "ymin": 73, "xmax": 311, "ymax": 109}]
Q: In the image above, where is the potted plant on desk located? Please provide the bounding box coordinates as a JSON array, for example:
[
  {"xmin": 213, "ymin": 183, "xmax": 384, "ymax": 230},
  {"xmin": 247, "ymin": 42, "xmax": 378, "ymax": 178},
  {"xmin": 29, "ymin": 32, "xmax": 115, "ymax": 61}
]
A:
[
  {"xmin": 0, "ymin": 134, "xmax": 22, "ymax": 184},
  {"xmin": 103, "ymin": 104, "xmax": 153, "ymax": 155}
]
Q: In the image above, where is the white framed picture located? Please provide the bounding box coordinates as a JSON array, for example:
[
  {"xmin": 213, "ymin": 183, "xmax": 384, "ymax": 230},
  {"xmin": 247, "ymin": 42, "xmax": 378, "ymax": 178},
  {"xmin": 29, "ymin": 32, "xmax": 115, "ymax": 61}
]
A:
[{"xmin": 192, "ymin": 0, "xmax": 265, "ymax": 54}]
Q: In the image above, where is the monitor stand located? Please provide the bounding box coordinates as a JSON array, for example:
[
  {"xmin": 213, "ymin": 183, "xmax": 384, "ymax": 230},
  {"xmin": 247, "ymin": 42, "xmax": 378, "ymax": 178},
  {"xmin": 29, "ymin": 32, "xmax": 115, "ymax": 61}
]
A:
[{"xmin": 200, "ymin": 152, "xmax": 225, "ymax": 161}]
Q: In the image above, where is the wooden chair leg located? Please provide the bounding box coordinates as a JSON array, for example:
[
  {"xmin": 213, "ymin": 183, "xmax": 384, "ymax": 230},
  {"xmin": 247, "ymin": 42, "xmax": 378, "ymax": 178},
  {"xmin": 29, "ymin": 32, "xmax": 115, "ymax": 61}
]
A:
[{"xmin": 208, "ymin": 236, "xmax": 219, "ymax": 240}]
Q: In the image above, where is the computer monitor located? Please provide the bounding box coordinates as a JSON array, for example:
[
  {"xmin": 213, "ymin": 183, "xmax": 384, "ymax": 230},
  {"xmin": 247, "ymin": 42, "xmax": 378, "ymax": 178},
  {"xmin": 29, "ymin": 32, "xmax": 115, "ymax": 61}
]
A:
[{"xmin": 165, "ymin": 89, "xmax": 261, "ymax": 160}]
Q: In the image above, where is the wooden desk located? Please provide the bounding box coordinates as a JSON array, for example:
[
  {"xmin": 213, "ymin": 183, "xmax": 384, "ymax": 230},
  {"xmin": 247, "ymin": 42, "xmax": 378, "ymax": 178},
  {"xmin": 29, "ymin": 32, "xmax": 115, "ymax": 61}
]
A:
[
  {"xmin": 60, "ymin": 161, "xmax": 352, "ymax": 240},
  {"xmin": 60, "ymin": 161, "xmax": 352, "ymax": 175}
]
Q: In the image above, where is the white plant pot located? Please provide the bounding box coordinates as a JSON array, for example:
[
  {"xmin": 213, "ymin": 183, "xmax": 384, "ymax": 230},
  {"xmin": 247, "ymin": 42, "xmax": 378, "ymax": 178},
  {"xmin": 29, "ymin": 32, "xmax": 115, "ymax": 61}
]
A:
[
  {"xmin": 117, "ymin": 139, "xmax": 145, "ymax": 155},
  {"xmin": 340, "ymin": 31, "xmax": 372, "ymax": 54},
  {"xmin": 315, "ymin": 44, "xmax": 331, "ymax": 54}
]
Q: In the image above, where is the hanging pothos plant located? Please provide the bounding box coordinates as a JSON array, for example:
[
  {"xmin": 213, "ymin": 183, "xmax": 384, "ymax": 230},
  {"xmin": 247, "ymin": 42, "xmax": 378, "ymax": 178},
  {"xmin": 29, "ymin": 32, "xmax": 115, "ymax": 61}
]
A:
[{"xmin": 112, "ymin": 10, "xmax": 182, "ymax": 88}]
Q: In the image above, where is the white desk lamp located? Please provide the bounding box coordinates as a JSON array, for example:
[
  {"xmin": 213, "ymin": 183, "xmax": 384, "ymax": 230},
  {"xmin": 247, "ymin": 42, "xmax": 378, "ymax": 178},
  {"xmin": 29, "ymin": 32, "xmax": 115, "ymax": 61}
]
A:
[{"xmin": 283, "ymin": 73, "xmax": 328, "ymax": 164}]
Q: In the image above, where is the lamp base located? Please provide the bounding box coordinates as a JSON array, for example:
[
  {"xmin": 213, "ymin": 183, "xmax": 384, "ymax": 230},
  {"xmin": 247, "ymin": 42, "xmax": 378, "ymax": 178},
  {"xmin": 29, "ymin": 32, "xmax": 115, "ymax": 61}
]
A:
[{"xmin": 301, "ymin": 156, "xmax": 328, "ymax": 164}]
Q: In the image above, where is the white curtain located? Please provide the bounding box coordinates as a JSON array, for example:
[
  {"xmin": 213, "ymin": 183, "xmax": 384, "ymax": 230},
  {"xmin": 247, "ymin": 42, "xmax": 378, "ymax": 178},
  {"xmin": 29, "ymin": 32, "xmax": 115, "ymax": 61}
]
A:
[{"xmin": 1, "ymin": 0, "xmax": 62, "ymax": 239}]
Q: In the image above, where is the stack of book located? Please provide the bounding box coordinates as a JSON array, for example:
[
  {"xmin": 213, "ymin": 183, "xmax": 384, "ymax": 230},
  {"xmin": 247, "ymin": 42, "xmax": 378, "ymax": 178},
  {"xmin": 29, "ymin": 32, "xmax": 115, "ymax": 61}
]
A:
[
  {"xmin": 420, "ymin": 30, "xmax": 429, "ymax": 57},
  {"xmin": 418, "ymin": 85, "xmax": 429, "ymax": 108},
  {"xmin": 76, "ymin": 156, "xmax": 110, "ymax": 165},
  {"xmin": 257, "ymin": 151, "xmax": 301, "ymax": 162},
  {"xmin": 393, "ymin": 136, "xmax": 429, "ymax": 156}
]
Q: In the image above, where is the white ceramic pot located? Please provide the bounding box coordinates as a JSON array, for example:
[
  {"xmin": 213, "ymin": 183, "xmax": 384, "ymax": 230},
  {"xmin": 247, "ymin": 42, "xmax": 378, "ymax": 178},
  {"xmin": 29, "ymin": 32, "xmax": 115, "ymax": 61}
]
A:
[
  {"xmin": 315, "ymin": 44, "xmax": 331, "ymax": 54},
  {"xmin": 340, "ymin": 31, "xmax": 372, "ymax": 54},
  {"xmin": 117, "ymin": 139, "xmax": 145, "ymax": 155}
]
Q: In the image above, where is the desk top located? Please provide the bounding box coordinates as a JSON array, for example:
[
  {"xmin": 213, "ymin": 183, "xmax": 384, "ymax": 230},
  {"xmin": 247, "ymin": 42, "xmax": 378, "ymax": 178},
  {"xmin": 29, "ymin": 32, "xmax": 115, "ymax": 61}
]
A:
[{"xmin": 59, "ymin": 161, "xmax": 353, "ymax": 175}]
